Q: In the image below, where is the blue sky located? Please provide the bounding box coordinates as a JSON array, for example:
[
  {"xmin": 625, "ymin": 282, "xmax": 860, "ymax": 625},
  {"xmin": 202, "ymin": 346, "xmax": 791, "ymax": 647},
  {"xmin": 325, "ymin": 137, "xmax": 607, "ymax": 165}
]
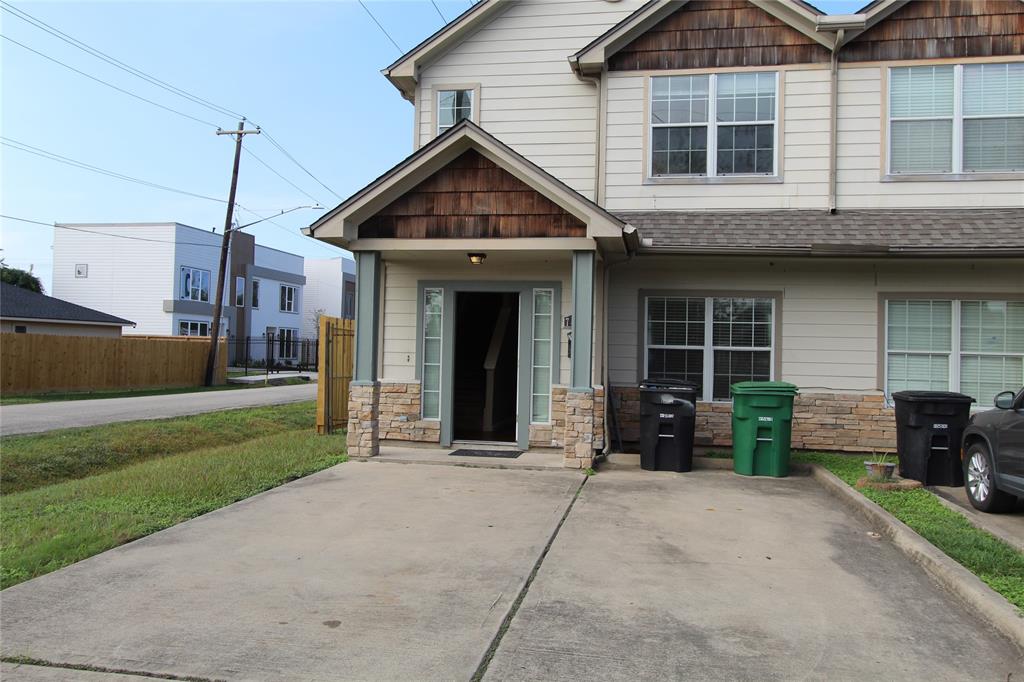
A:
[{"xmin": 1, "ymin": 0, "xmax": 864, "ymax": 291}]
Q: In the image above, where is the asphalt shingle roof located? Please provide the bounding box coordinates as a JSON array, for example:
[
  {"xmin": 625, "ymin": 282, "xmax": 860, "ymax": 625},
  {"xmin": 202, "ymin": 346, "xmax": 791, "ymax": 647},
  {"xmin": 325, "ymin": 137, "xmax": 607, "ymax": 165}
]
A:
[
  {"xmin": 613, "ymin": 209, "xmax": 1024, "ymax": 256},
  {"xmin": 0, "ymin": 282, "xmax": 134, "ymax": 326}
]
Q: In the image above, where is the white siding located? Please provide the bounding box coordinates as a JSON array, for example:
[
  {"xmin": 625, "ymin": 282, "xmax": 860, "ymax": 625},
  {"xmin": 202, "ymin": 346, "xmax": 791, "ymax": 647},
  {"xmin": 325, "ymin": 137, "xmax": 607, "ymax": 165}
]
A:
[
  {"xmin": 416, "ymin": 0, "xmax": 647, "ymax": 199},
  {"xmin": 608, "ymin": 256, "xmax": 1024, "ymax": 392},
  {"xmin": 254, "ymin": 244, "xmax": 303, "ymax": 274},
  {"xmin": 172, "ymin": 224, "xmax": 229, "ymax": 335},
  {"xmin": 603, "ymin": 67, "xmax": 833, "ymax": 211},
  {"xmin": 52, "ymin": 223, "xmax": 178, "ymax": 335},
  {"xmin": 836, "ymin": 65, "xmax": 1024, "ymax": 208},
  {"xmin": 381, "ymin": 258, "xmax": 572, "ymax": 384},
  {"xmin": 302, "ymin": 257, "xmax": 352, "ymax": 338}
]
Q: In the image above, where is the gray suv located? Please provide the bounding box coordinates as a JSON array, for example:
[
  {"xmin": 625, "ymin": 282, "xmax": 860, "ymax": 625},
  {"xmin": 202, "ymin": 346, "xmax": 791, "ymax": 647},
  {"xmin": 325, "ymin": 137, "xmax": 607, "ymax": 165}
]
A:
[{"xmin": 961, "ymin": 388, "xmax": 1024, "ymax": 513}]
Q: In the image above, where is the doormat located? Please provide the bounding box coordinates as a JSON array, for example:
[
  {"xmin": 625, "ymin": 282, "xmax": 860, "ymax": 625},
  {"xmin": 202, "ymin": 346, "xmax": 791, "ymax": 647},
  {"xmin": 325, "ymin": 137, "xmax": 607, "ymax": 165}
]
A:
[{"xmin": 449, "ymin": 449, "xmax": 523, "ymax": 459}]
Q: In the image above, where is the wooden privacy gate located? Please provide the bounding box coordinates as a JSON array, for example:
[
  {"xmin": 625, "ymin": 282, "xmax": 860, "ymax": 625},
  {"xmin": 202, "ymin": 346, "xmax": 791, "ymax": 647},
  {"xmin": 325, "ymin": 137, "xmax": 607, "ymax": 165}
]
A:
[{"xmin": 316, "ymin": 316, "xmax": 354, "ymax": 434}]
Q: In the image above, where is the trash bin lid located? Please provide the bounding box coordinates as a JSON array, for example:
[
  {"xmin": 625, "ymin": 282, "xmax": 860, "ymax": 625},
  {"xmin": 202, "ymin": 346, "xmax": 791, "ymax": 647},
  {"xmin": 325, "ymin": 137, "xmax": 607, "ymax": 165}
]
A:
[
  {"xmin": 891, "ymin": 390, "xmax": 975, "ymax": 404},
  {"xmin": 640, "ymin": 378, "xmax": 698, "ymax": 391},
  {"xmin": 730, "ymin": 380, "xmax": 798, "ymax": 395}
]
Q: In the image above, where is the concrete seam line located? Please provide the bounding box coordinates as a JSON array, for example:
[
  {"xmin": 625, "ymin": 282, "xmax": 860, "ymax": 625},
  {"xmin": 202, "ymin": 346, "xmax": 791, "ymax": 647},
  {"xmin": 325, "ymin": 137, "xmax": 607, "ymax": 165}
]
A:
[
  {"xmin": 810, "ymin": 464, "xmax": 1024, "ymax": 653},
  {"xmin": 1, "ymin": 656, "xmax": 220, "ymax": 681},
  {"xmin": 471, "ymin": 474, "xmax": 588, "ymax": 681}
]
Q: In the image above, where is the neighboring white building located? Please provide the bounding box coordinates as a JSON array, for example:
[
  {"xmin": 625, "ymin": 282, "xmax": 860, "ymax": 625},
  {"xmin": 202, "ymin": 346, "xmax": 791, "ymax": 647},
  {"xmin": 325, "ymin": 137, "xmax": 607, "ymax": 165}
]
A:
[
  {"xmin": 302, "ymin": 257, "xmax": 356, "ymax": 338},
  {"xmin": 52, "ymin": 224, "xmax": 305, "ymax": 358}
]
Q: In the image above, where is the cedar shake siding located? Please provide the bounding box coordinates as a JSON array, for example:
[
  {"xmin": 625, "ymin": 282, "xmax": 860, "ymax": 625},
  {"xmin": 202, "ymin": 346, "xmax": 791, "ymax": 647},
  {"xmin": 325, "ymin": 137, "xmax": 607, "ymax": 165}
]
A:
[
  {"xmin": 842, "ymin": 0, "xmax": 1024, "ymax": 62},
  {"xmin": 608, "ymin": 0, "xmax": 831, "ymax": 72},
  {"xmin": 359, "ymin": 149, "xmax": 587, "ymax": 239}
]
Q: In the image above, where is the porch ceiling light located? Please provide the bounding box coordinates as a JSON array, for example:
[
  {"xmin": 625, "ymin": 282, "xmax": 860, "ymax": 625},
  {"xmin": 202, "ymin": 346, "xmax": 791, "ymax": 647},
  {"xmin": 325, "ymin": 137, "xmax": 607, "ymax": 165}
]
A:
[{"xmin": 468, "ymin": 252, "xmax": 487, "ymax": 265}]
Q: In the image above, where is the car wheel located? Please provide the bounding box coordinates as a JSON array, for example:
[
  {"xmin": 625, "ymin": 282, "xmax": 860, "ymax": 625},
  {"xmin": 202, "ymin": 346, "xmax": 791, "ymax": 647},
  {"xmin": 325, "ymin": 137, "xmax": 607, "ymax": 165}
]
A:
[{"xmin": 964, "ymin": 443, "xmax": 1016, "ymax": 513}]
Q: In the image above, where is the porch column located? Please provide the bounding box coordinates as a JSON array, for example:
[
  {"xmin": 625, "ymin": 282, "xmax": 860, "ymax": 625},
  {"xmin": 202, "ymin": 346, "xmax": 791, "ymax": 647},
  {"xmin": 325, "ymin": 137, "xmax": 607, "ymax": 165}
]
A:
[
  {"xmin": 564, "ymin": 250, "xmax": 596, "ymax": 469},
  {"xmin": 348, "ymin": 251, "xmax": 381, "ymax": 457}
]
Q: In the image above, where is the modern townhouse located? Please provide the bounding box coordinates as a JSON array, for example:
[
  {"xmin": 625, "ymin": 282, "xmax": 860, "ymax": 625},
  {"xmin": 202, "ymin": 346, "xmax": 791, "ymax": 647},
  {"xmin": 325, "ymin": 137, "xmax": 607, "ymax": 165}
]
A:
[
  {"xmin": 52, "ymin": 223, "xmax": 306, "ymax": 361},
  {"xmin": 302, "ymin": 256, "xmax": 357, "ymax": 339},
  {"xmin": 306, "ymin": 0, "xmax": 1024, "ymax": 466}
]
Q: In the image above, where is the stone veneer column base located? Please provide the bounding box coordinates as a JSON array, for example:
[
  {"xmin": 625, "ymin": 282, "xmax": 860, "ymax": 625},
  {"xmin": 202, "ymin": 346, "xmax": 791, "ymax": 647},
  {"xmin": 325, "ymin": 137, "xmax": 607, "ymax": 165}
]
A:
[
  {"xmin": 378, "ymin": 381, "xmax": 441, "ymax": 443},
  {"xmin": 563, "ymin": 389, "xmax": 595, "ymax": 469},
  {"xmin": 347, "ymin": 382, "xmax": 380, "ymax": 457}
]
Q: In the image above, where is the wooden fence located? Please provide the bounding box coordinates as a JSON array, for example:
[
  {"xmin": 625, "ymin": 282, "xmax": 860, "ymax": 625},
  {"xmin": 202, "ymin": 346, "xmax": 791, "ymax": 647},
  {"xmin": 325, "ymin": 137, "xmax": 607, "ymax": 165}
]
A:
[
  {"xmin": 316, "ymin": 316, "xmax": 355, "ymax": 434},
  {"xmin": 1, "ymin": 333, "xmax": 227, "ymax": 395}
]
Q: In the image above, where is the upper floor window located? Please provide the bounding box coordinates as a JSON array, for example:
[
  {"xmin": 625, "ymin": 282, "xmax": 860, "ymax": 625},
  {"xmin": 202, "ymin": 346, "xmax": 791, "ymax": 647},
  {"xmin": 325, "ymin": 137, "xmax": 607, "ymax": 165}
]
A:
[
  {"xmin": 251, "ymin": 279, "xmax": 261, "ymax": 309},
  {"xmin": 650, "ymin": 72, "xmax": 777, "ymax": 178},
  {"xmin": 180, "ymin": 266, "xmax": 210, "ymax": 302},
  {"xmin": 437, "ymin": 89, "xmax": 473, "ymax": 135},
  {"xmin": 280, "ymin": 284, "xmax": 297, "ymax": 313},
  {"xmin": 889, "ymin": 62, "xmax": 1024, "ymax": 175},
  {"xmin": 234, "ymin": 276, "xmax": 245, "ymax": 307}
]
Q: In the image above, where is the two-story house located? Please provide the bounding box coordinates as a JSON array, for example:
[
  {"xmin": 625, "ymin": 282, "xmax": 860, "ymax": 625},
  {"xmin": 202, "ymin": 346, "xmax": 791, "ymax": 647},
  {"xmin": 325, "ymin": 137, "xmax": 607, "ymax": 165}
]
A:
[
  {"xmin": 302, "ymin": 256, "xmax": 357, "ymax": 339},
  {"xmin": 52, "ymin": 223, "xmax": 307, "ymax": 362},
  {"xmin": 306, "ymin": 0, "xmax": 1024, "ymax": 467}
]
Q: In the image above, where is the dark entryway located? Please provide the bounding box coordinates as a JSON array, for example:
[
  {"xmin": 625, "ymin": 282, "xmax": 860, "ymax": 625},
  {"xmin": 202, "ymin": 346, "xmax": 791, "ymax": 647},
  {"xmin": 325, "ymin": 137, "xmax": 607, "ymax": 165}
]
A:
[{"xmin": 453, "ymin": 291, "xmax": 519, "ymax": 442}]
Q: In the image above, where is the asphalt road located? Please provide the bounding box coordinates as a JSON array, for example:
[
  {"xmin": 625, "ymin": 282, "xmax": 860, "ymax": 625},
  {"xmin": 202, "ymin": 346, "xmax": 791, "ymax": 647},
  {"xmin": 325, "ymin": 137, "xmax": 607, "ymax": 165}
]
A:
[{"xmin": 0, "ymin": 382, "xmax": 317, "ymax": 436}]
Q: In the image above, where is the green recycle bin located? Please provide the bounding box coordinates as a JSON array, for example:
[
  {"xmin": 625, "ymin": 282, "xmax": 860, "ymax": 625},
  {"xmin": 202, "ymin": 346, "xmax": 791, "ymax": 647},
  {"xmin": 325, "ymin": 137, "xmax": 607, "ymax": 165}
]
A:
[{"xmin": 731, "ymin": 381, "xmax": 799, "ymax": 477}]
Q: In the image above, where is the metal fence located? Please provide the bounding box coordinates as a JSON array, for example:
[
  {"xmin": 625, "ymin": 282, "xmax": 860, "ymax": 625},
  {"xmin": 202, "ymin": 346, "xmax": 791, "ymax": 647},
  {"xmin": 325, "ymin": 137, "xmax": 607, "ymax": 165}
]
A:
[{"xmin": 228, "ymin": 334, "xmax": 319, "ymax": 374}]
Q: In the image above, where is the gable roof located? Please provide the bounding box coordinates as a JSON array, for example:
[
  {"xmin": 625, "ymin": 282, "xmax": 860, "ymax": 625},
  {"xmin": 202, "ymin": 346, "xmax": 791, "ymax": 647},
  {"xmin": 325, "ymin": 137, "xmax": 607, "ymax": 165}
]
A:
[
  {"xmin": 0, "ymin": 283, "xmax": 135, "ymax": 326},
  {"xmin": 616, "ymin": 209, "xmax": 1024, "ymax": 257},
  {"xmin": 305, "ymin": 120, "xmax": 636, "ymax": 253}
]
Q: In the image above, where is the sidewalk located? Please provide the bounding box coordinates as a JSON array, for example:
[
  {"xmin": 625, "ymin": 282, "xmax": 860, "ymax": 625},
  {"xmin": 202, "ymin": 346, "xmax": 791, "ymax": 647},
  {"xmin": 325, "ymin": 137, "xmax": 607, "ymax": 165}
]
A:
[{"xmin": 0, "ymin": 382, "xmax": 316, "ymax": 437}]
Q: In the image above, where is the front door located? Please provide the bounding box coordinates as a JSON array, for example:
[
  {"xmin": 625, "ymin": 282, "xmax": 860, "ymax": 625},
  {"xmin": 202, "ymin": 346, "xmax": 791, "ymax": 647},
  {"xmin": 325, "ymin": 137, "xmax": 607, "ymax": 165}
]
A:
[{"xmin": 452, "ymin": 291, "xmax": 520, "ymax": 442}]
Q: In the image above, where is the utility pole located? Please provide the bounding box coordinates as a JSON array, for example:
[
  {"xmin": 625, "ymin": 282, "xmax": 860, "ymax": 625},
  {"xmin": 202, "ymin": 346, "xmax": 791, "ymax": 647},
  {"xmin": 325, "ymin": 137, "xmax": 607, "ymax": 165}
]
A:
[{"xmin": 205, "ymin": 118, "xmax": 260, "ymax": 386}]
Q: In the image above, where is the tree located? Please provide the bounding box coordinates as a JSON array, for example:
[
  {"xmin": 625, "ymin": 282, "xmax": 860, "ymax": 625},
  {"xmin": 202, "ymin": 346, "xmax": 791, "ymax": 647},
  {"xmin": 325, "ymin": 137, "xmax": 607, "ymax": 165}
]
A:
[{"xmin": 0, "ymin": 263, "xmax": 43, "ymax": 293}]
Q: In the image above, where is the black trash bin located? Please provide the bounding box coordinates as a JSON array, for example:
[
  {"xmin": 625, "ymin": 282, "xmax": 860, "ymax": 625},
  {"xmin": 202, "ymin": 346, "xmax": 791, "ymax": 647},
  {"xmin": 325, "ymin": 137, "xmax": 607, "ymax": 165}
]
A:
[
  {"xmin": 639, "ymin": 379, "xmax": 697, "ymax": 472},
  {"xmin": 892, "ymin": 391, "xmax": 975, "ymax": 486}
]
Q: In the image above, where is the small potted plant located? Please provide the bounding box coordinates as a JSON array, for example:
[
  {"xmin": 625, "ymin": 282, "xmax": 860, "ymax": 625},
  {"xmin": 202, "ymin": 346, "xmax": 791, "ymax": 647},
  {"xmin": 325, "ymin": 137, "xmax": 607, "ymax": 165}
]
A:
[{"xmin": 864, "ymin": 452, "xmax": 897, "ymax": 481}]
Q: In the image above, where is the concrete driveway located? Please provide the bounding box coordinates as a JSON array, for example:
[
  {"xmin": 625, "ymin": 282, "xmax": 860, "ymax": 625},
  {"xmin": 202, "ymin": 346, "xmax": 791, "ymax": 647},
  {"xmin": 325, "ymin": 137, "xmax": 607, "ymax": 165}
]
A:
[
  {"xmin": 0, "ymin": 382, "xmax": 316, "ymax": 436},
  {"xmin": 485, "ymin": 469, "xmax": 1023, "ymax": 681},
  {"xmin": 0, "ymin": 462, "xmax": 583, "ymax": 681},
  {"xmin": 2, "ymin": 463, "xmax": 1021, "ymax": 681}
]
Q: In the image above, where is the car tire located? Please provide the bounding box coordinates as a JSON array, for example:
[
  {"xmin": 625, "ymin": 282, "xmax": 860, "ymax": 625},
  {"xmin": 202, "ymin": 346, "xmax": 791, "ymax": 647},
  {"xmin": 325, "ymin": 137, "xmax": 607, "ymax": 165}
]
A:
[{"xmin": 963, "ymin": 443, "xmax": 1017, "ymax": 514}]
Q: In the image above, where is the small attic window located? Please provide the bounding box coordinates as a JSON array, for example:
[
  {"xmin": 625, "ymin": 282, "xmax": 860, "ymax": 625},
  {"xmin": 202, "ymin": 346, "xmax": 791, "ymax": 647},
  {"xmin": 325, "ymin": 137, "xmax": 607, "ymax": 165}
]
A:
[{"xmin": 437, "ymin": 89, "xmax": 473, "ymax": 135}]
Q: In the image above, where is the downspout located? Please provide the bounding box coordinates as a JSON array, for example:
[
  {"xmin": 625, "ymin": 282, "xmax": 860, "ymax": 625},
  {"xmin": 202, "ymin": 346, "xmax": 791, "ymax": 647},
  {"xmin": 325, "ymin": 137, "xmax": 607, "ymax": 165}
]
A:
[
  {"xmin": 828, "ymin": 28, "xmax": 845, "ymax": 215},
  {"xmin": 599, "ymin": 227, "xmax": 638, "ymax": 458},
  {"xmin": 577, "ymin": 72, "xmax": 603, "ymax": 202}
]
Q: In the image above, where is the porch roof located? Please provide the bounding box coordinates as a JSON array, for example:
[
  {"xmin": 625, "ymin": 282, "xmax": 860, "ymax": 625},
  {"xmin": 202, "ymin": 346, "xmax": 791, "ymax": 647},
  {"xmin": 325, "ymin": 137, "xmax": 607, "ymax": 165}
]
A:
[
  {"xmin": 305, "ymin": 121, "xmax": 637, "ymax": 255},
  {"xmin": 616, "ymin": 208, "xmax": 1024, "ymax": 257}
]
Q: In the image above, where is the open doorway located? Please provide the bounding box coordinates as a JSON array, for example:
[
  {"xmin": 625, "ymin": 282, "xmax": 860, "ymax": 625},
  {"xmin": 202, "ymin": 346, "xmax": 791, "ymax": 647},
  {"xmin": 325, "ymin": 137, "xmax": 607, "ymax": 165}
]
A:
[{"xmin": 453, "ymin": 291, "xmax": 519, "ymax": 442}]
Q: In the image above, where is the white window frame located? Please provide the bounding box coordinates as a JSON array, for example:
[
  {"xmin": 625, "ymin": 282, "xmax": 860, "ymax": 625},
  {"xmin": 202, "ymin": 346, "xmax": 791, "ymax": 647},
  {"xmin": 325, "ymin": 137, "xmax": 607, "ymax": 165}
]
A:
[
  {"xmin": 277, "ymin": 327, "xmax": 299, "ymax": 360},
  {"xmin": 643, "ymin": 295, "xmax": 777, "ymax": 402},
  {"xmin": 251, "ymin": 279, "xmax": 260, "ymax": 309},
  {"xmin": 887, "ymin": 62, "xmax": 1024, "ymax": 175},
  {"xmin": 884, "ymin": 298, "xmax": 1024, "ymax": 403},
  {"xmin": 179, "ymin": 319, "xmax": 210, "ymax": 337},
  {"xmin": 180, "ymin": 266, "xmax": 210, "ymax": 302},
  {"xmin": 234, "ymin": 276, "xmax": 245, "ymax": 308},
  {"xmin": 648, "ymin": 71, "xmax": 780, "ymax": 179},
  {"xmin": 530, "ymin": 288, "xmax": 555, "ymax": 424},
  {"xmin": 436, "ymin": 88, "xmax": 474, "ymax": 135},
  {"xmin": 279, "ymin": 284, "xmax": 297, "ymax": 313},
  {"xmin": 421, "ymin": 287, "xmax": 444, "ymax": 421}
]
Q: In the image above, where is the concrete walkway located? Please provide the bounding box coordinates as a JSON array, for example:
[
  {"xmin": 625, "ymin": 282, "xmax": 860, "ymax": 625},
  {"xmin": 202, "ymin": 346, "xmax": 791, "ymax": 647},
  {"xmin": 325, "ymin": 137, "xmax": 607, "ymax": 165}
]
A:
[
  {"xmin": 931, "ymin": 485, "xmax": 1024, "ymax": 553},
  {"xmin": 0, "ymin": 382, "xmax": 316, "ymax": 436},
  {"xmin": 0, "ymin": 463, "xmax": 584, "ymax": 681}
]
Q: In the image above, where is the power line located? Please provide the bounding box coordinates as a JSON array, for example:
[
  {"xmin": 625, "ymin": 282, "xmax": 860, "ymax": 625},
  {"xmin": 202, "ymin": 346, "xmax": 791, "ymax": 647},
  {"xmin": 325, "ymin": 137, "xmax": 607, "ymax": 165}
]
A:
[
  {"xmin": 242, "ymin": 146, "xmax": 323, "ymax": 206},
  {"xmin": 260, "ymin": 131, "xmax": 343, "ymax": 200},
  {"xmin": 0, "ymin": 1, "xmax": 242, "ymax": 121},
  {"xmin": 358, "ymin": 0, "xmax": 403, "ymax": 54},
  {"xmin": 234, "ymin": 205, "xmax": 346, "ymax": 254},
  {"xmin": 0, "ymin": 34, "xmax": 222, "ymax": 129},
  {"xmin": 0, "ymin": 215, "xmax": 230, "ymax": 248},
  {"xmin": 2, "ymin": 137, "xmax": 230, "ymax": 204},
  {"xmin": 430, "ymin": 0, "xmax": 448, "ymax": 23}
]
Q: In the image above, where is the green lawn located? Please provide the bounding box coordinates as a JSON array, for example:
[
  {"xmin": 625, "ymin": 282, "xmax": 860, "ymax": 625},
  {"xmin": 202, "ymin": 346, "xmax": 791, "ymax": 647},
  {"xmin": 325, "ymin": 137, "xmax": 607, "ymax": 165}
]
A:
[
  {"xmin": 0, "ymin": 378, "xmax": 308, "ymax": 406},
  {"xmin": 0, "ymin": 401, "xmax": 346, "ymax": 588},
  {"xmin": 793, "ymin": 452, "xmax": 1024, "ymax": 611}
]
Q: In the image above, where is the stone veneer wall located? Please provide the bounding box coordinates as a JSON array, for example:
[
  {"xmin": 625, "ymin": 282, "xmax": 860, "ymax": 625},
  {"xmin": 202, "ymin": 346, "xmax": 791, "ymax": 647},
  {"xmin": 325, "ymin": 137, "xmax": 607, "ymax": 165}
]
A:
[
  {"xmin": 347, "ymin": 382, "xmax": 380, "ymax": 457},
  {"xmin": 529, "ymin": 386, "xmax": 567, "ymax": 448},
  {"xmin": 378, "ymin": 381, "xmax": 440, "ymax": 443},
  {"xmin": 609, "ymin": 387, "xmax": 897, "ymax": 453},
  {"xmin": 563, "ymin": 389, "xmax": 596, "ymax": 468}
]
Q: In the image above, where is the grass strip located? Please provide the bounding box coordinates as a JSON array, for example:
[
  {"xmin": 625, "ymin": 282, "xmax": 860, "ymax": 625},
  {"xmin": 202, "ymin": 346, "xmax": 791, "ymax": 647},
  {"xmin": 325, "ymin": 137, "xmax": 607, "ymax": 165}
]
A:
[
  {"xmin": 0, "ymin": 429, "xmax": 346, "ymax": 589},
  {"xmin": 1, "ymin": 401, "xmax": 316, "ymax": 495},
  {"xmin": 794, "ymin": 451, "xmax": 1024, "ymax": 611},
  {"xmin": 0, "ymin": 379, "xmax": 307, "ymax": 405}
]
